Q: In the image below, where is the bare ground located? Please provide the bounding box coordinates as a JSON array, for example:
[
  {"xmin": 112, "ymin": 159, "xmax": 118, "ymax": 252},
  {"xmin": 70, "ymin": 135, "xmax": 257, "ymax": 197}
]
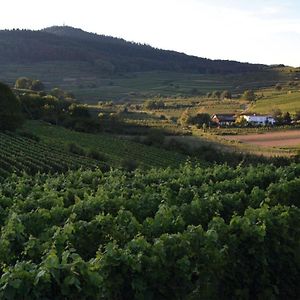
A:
[{"xmin": 222, "ymin": 130, "xmax": 300, "ymax": 147}]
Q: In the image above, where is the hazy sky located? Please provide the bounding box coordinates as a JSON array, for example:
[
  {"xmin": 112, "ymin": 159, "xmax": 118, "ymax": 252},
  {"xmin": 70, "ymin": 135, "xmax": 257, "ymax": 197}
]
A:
[{"xmin": 2, "ymin": 0, "xmax": 300, "ymax": 66}]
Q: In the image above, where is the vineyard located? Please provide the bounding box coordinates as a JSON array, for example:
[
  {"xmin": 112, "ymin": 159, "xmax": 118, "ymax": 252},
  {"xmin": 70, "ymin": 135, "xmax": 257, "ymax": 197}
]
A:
[
  {"xmin": 0, "ymin": 132, "xmax": 103, "ymax": 179},
  {"xmin": 0, "ymin": 163, "xmax": 299, "ymax": 299},
  {"xmin": 23, "ymin": 121, "xmax": 188, "ymax": 168}
]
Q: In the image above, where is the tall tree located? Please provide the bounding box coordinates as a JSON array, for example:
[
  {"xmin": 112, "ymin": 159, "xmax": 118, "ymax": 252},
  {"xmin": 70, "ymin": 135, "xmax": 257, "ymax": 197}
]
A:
[{"xmin": 0, "ymin": 82, "xmax": 23, "ymax": 131}]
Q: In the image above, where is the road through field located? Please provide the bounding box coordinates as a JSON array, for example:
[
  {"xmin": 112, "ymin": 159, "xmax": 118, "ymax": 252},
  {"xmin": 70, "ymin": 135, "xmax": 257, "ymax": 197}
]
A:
[{"xmin": 222, "ymin": 130, "xmax": 300, "ymax": 147}]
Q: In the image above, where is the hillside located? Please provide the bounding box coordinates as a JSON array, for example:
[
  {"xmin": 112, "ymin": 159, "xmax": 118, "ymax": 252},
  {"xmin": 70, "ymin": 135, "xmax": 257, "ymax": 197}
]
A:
[
  {"xmin": 23, "ymin": 120, "xmax": 188, "ymax": 169},
  {"xmin": 0, "ymin": 26, "xmax": 288, "ymax": 101},
  {"xmin": 0, "ymin": 26, "xmax": 264, "ymax": 74}
]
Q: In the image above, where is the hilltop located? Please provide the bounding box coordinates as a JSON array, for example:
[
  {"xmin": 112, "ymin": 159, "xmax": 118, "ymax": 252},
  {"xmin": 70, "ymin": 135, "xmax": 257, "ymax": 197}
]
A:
[
  {"xmin": 0, "ymin": 26, "xmax": 264, "ymax": 74},
  {"xmin": 0, "ymin": 26, "xmax": 289, "ymax": 101}
]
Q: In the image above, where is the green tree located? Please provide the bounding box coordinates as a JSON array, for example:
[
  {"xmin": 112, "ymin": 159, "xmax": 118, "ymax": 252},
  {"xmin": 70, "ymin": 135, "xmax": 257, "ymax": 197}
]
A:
[
  {"xmin": 212, "ymin": 91, "xmax": 221, "ymax": 99},
  {"xmin": 272, "ymin": 108, "xmax": 283, "ymax": 124},
  {"xmin": 282, "ymin": 112, "xmax": 292, "ymax": 125},
  {"xmin": 179, "ymin": 109, "xmax": 193, "ymax": 125},
  {"xmin": 30, "ymin": 80, "xmax": 45, "ymax": 91},
  {"xmin": 15, "ymin": 77, "xmax": 32, "ymax": 90},
  {"xmin": 192, "ymin": 113, "xmax": 211, "ymax": 127},
  {"xmin": 221, "ymin": 90, "xmax": 232, "ymax": 99},
  {"xmin": 275, "ymin": 83, "xmax": 282, "ymax": 91},
  {"xmin": 0, "ymin": 82, "xmax": 24, "ymax": 131},
  {"xmin": 295, "ymin": 111, "xmax": 300, "ymax": 121},
  {"xmin": 242, "ymin": 90, "xmax": 256, "ymax": 101}
]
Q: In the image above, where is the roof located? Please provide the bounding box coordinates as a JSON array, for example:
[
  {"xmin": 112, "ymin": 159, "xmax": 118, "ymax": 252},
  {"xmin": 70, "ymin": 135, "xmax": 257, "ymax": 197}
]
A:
[
  {"xmin": 212, "ymin": 114, "xmax": 236, "ymax": 122},
  {"xmin": 240, "ymin": 114, "xmax": 274, "ymax": 118}
]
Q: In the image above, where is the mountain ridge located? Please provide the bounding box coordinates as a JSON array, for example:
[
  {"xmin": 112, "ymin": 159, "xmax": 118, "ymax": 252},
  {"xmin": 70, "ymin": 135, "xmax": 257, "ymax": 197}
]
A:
[{"xmin": 0, "ymin": 25, "xmax": 266, "ymax": 74}]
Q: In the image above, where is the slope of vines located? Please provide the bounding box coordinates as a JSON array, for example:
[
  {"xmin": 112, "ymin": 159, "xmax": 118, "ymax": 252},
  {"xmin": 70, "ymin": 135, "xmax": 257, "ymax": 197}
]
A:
[
  {"xmin": 0, "ymin": 132, "xmax": 104, "ymax": 179},
  {"xmin": 0, "ymin": 163, "xmax": 299, "ymax": 299},
  {"xmin": 23, "ymin": 121, "xmax": 188, "ymax": 168}
]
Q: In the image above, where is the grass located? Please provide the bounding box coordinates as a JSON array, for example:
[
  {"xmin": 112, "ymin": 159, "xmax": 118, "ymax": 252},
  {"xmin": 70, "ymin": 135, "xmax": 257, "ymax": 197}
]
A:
[{"xmin": 249, "ymin": 88, "xmax": 300, "ymax": 114}]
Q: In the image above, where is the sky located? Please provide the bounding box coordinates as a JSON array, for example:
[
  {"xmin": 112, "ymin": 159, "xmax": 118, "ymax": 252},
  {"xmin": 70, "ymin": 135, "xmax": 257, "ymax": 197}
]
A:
[{"xmin": 2, "ymin": 0, "xmax": 300, "ymax": 66}]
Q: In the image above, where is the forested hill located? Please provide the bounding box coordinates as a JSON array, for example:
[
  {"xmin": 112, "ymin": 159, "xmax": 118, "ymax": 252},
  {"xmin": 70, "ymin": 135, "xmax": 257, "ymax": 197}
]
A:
[{"xmin": 0, "ymin": 26, "xmax": 265, "ymax": 74}]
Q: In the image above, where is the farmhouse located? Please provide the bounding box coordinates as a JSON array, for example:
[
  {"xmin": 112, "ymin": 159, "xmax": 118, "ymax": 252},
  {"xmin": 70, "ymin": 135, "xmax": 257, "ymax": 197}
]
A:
[
  {"xmin": 211, "ymin": 114, "xmax": 236, "ymax": 126},
  {"xmin": 241, "ymin": 114, "xmax": 275, "ymax": 125}
]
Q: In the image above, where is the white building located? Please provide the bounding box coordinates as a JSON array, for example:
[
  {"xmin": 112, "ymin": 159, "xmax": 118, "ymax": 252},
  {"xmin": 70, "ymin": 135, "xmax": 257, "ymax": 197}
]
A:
[{"xmin": 242, "ymin": 114, "xmax": 275, "ymax": 125}]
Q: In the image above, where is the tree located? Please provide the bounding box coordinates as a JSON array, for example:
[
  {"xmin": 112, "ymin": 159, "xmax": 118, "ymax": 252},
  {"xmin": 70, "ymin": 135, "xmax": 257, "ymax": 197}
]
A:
[
  {"xmin": 220, "ymin": 90, "xmax": 232, "ymax": 99},
  {"xmin": 15, "ymin": 77, "xmax": 32, "ymax": 90},
  {"xmin": 212, "ymin": 91, "xmax": 221, "ymax": 99},
  {"xmin": 0, "ymin": 82, "xmax": 24, "ymax": 131},
  {"xmin": 275, "ymin": 83, "xmax": 282, "ymax": 91},
  {"xmin": 295, "ymin": 111, "xmax": 300, "ymax": 121},
  {"xmin": 31, "ymin": 80, "xmax": 45, "ymax": 91},
  {"xmin": 272, "ymin": 109, "xmax": 283, "ymax": 124},
  {"xmin": 242, "ymin": 90, "xmax": 256, "ymax": 101},
  {"xmin": 282, "ymin": 112, "xmax": 292, "ymax": 125},
  {"xmin": 179, "ymin": 109, "xmax": 193, "ymax": 126},
  {"xmin": 68, "ymin": 104, "xmax": 90, "ymax": 118},
  {"xmin": 15, "ymin": 78, "xmax": 45, "ymax": 91},
  {"xmin": 192, "ymin": 113, "xmax": 211, "ymax": 127}
]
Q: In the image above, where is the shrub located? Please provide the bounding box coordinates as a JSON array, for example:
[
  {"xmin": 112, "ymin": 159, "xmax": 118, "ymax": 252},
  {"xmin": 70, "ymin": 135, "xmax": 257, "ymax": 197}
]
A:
[
  {"xmin": 87, "ymin": 149, "xmax": 106, "ymax": 161},
  {"xmin": 66, "ymin": 143, "xmax": 86, "ymax": 156}
]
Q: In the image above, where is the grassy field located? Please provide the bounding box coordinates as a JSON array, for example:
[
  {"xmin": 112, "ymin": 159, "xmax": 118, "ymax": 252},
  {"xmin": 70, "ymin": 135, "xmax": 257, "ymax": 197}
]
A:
[
  {"xmin": 249, "ymin": 88, "xmax": 300, "ymax": 114},
  {"xmin": 23, "ymin": 120, "xmax": 188, "ymax": 169}
]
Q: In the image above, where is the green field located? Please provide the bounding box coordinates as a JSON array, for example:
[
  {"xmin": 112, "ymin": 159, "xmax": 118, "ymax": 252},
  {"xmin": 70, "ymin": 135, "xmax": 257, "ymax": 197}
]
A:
[
  {"xmin": 249, "ymin": 89, "xmax": 300, "ymax": 114},
  {"xmin": 23, "ymin": 121, "xmax": 188, "ymax": 169}
]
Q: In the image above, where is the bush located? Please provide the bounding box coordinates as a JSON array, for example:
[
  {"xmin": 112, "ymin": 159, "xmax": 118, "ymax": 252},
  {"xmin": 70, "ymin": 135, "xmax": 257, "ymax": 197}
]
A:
[
  {"xmin": 87, "ymin": 149, "xmax": 106, "ymax": 161},
  {"xmin": 18, "ymin": 131, "xmax": 40, "ymax": 142},
  {"xmin": 122, "ymin": 159, "xmax": 139, "ymax": 172},
  {"xmin": 66, "ymin": 143, "xmax": 86, "ymax": 156},
  {"xmin": 0, "ymin": 82, "xmax": 24, "ymax": 131}
]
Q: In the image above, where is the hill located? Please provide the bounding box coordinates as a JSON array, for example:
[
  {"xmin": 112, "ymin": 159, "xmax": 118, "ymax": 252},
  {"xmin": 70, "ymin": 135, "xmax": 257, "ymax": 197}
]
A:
[
  {"xmin": 0, "ymin": 26, "xmax": 288, "ymax": 101},
  {"xmin": 0, "ymin": 26, "xmax": 264, "ymax": 74}
]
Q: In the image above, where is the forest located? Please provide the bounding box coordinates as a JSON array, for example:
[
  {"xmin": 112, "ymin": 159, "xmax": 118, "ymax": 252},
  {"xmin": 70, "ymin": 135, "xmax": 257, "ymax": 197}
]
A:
[{"xmin": 0, "ymin": 27, "xmax": 265, "ymax": 74}]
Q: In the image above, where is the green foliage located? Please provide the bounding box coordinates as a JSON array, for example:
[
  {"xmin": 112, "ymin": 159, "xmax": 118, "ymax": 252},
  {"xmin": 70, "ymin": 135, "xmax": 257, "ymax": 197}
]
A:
[
  {"xmin": 144, "ymin": 100, "xmax": 165, "ymax": 110},
  {"xmin": 24, "ymin": 121, "xmax": 187, "ymax": 169},
  {"xmin": 191, "ymin": 113, "xmax": 211, "ymax": 127},
  {"xmin": 242, "ymin": 89, "xmax": 256, "ymax": 101},
  {"xmin": 220, "ymin": 90, "xmax": 232, "ymax": 99},
  {"xmin": 15, "ymin": 77, "xmax": 44, "ymax": 91},
  {"xmin": 0, "ymin": 163, "xmax": 299, "ymax": 298},
  {"xmin": 0, "ymin": 82, "xmax": 23, "ymax": 131},
  {"xmin": 66, "ymin": 142, "xmax": 86, "ymax": 156},
  {"xmin": 0, "ymin": 132, "xmax": 105, "ymax": 179},
  {"xmin": 275, "ymin": 83, "xmax": 282, "ymax": 91}
]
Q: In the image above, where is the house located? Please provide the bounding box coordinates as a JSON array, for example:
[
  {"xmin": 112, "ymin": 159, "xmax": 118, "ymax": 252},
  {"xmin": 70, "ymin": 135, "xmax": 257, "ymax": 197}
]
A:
[
  {"xmin": 241, "ymin": 114, "xmax": 275, "ymax": 125},
  {"xmin": 211, "ymin": 114, "xmax": 236, "ymax": 126}
]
